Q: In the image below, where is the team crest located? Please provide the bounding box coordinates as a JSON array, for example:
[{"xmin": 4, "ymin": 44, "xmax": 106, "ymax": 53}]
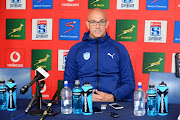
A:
[{"xmin": 83, "ymin": 52, "xmax": 90, "ymax": 60}]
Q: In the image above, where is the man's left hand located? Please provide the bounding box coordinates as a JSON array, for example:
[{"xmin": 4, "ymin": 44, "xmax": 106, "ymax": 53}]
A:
[{"xmin": 92, "ymin": 89, "xmax": 114, "ymax": 102}]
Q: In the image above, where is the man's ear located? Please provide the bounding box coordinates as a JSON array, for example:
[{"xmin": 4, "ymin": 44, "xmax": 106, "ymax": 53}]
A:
[
  {"xmin": 86, "ymin": 21, "xmax": 90, "ymax": 29},
  {"xmin": 105, "ymin": 21, "xmax": 109, "ymax": 28}
]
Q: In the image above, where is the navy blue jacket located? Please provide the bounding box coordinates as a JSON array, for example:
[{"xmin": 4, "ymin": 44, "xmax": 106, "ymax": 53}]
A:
[{"xmin": 64, "ymin": 31, "xmax": 135, "ymax": 101}]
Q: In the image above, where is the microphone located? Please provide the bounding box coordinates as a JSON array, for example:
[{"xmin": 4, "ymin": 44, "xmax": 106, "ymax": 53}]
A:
[
  {"xmin": 20, "ymin": 67, "xmax": 49, "ymax": 94},
  {"xmin": 40, "ymin": 89, "xmax": 60, "ymax": 120},
  {"xmin": 25, "ymin": 93, "xmax": 36, "ymax": 113}
]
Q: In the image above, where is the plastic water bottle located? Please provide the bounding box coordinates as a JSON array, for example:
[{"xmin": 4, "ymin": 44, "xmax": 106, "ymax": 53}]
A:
[
  {"xmin": 61, "ymin": 81, "xmax": 72, "ymax": 114},
  {"xmin": 0, "ymin": 77, "xmax": 7, "ymax": 110},
  {"xmin": 147, "ymin": 82, "xmax": 157, "ymax": 116},
  {"xmin": 82, "ymin": 82, "xmax": 93, "ymax": 115},
  {"xmin": 134, "ymin": 82, "xmax": 146, "ymax": 116},
  {"xmin": 73, "ymin": 80, "xmax": 82, "ymax": 114},
  {"xmin": 6, "ymin": 78, "xmax": 17, "ymax": 111},
  {"xmin": 157, "ymin": 81, "xmax": 168, "ymax": 116}
]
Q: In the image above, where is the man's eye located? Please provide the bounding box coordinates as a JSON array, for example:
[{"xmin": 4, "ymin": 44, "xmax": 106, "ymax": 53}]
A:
[{"xmin": 100, "ymin": 21, "xmax": 105, "ymax": 24}]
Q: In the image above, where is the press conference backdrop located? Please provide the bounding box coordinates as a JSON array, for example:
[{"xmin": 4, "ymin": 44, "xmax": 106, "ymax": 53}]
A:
[{"xmin": 0, "ymin": 0, "xmax": 180, "ymax": 100}]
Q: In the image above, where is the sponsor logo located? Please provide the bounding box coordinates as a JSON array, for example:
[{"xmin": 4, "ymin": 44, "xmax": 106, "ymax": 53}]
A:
[
  {"xmin": 34, "ymin": 54, "xmax": 50, "ymax": 66},
  {"xmin": 6, "ymin": 19, "xmax": 25, "ymax": 40},
  {"xmin": 118, "ymin": 24, "xmax": 136, "ymax": 37},
  {"xmin": 32, "ymin": 19, "xmax": 52, "ymax": 40},
  {"xmin": 121, "ymin": 0, "xmax": 134, "ymax": 8},
  {"xmin": 60, "ymin": 0, "xmax": 80, "ymax": 7},
  {"xmin": 12, "ymin": 0, "xmax": 21, "ymax": 3},
  {"xmin": 146, "ymin": 0, "xmax": 168, "ymax": 10},
  {"xmin": 37, "ymin": 20, "xmax": 47, "ymax": 34},
  {"xmin": 37, "ymin": 0, "xmax": 43, "ymax": 3},
  {"xmin": 32, "ymin": 50, "xmax": 51, "ymax": 70},
  {"xmin": 10, "ymin": 51, "xmax": 20, "ymax": 62},
  {"xmin": 107, "ymin": 53, "xmax": 115, "ymax": 59},
  {"xmin": 83, "ymin": 52, "xmax": 90, "ymax": 60},
  {"xmin": 33, "ymin": 0, "xmax": 53, "ymax": 9},
  {"xmin": 58, "ymin": 50, "xmax": 69, "ymax": 71},
  {"xmin": 64, "ymin": 21, "xmax": 76, "ymax": 34},
  {"xmin": 59, "ymin": 19, "xmax": 80, "ymax": 40},
  {"xmin": 117, "ymin": 0, "xmax": 139, "ymax": 10},
  {"xmin": 174, "ymin": 21, "xmax": 180, "ymax": 43},
  {"xmin": 144, "ymin": 20, "xmax": 167, "ymax": 43},
  {"xmin": 145, "ymin": 57, "xmax": 163, "ymax": 69},
  {"xmin": 123, "ymin": 0, "xmax": 133, "ymax": 3},
  {"xmin": 151, "ymin": 0, "xmax": 158, "ymax": 3},
  {"xmin": 116, "ymin": 20, "xmax": 137, "ymax": 42},
  {"xmin": 62, "ymin": 51, "xmax": 68, "ymax": 69},
  {"xmin": 150, "ymin": 22, "xmax": 161, "ymax": 36},
  {"xmin": 6, "ymin": 0, "xmax": 26, "ymax": 9},
  {"xmin": 8, "ymin": 23, "xmax": 24, "ymax": 36},
  {"xmin": 148, "ymin": 22, "xmax": 162, "ymax": 41},
  {"xmin": 88, "ymin": 0, "xmax": 109, "ymax": 9},
  {"xmin": 143, "ymin": 52, "xmax": 165, "ymax": 74},
  {"xmin": 6, "ymin": 49, "xmax": 24, "ymax": 68}
]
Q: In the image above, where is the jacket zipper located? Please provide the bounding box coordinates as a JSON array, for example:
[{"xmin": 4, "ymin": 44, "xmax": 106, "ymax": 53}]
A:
[{"xmin": 96, "ymin": 39, "xmax": 99, "ymax": 90}]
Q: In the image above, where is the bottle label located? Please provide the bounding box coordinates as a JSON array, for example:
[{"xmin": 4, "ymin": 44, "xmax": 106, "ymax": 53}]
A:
[
  {"xmin": 148, "ymin": 93, "xmax": 156, "ymax": 99},
  {"xmin": 64, "ymin": 100, "xmax": 69, "ymax": 106},
  {"xmin": 157, "ymin": 88, "xmax": 168, "ymax": 113},
  {"xmin": 134, "ymin": 101, "xmax": 140, "ymax": 110},
  {"xmin": 0, "ymin": 89, "xmax": 6, "ymax": 94}
]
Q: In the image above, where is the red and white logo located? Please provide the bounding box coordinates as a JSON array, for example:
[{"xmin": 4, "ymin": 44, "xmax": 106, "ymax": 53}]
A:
[
  {"xmin": 176, "ymin": 0, "xmax": 180, "ymax": 10},
  {"xmin": 60, "ymin": 0, "xmax": 81, "ymax": 9},
  {"xmin": 6, "ymin": 48, "xmax": 25, "ymax": 68}
]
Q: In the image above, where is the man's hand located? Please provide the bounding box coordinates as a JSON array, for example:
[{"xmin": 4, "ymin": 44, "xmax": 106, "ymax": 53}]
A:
[{"xmin": 92, "ymin": 89, "xmax": 114, "ymax": 102}]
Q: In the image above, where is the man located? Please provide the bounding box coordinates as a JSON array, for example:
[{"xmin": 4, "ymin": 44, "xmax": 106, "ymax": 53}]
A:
[{"xmin": 64, "ymin": 8, "xmax": 135, "ymax": 102}]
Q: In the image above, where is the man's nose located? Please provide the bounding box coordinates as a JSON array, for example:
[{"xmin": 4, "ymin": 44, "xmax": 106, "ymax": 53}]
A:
[{"xmin": 96, "ymin": 23, "xmax": 100, "ymax": 28}]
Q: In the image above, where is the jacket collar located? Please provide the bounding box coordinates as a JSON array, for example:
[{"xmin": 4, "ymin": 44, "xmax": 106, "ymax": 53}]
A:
[{"xmin": 82, "ymin": 31, "xmax": 110, "ymax": 43}]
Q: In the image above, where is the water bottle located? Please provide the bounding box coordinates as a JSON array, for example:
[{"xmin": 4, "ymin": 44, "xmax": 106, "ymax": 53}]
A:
[
  {"xmin": 147, "ymin": 82, "xmax": 157, "ymax": 116},
  {"xmin": 61, "ymin": 81, "xmax": 72, "ymax": 114},
  {"xmin": 6, "ymin": 78, "xmax": 17, "ymax": 111},
  {"xmin": 157, "ymin": 81, "xmax": 168, "ymax": 116},
  {"xmin": 0, "ymin": 77, "xmax": 7, "ymax": 110},
  {"xmin": 82, "ymin": 82, "xmax": 93, "ymax": 115},
  {"xmin": 134, "ymin": 82, "xmax": 146, "ymax": 116},
  {"xmin": 73, "ymin": 80, "xmax": 82, "ymax": 114}
]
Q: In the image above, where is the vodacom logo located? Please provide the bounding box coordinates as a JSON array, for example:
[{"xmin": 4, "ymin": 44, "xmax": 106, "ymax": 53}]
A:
[
  {"xmin": 10, "ymin": 51, "xmax": 21, "ymax": 63},
  {"xmin": 40, "ymin": 84, "xmax": 47, "ymax": 93}
]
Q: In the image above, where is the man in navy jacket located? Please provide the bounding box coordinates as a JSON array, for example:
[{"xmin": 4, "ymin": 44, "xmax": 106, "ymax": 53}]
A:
[{"xmin": 64, "ymin": 8, "xmax": 135, "ymax": 102}]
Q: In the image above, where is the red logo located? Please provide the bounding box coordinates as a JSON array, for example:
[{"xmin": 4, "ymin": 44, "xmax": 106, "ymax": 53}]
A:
[
  {"xmin": 64, "ymin": 21, "xmax": 76, "ymax": 34},
  {"xmin": 6, "ymin": 48, "xmax": 25, "ymax": 68},
  {"xmin": 151, "ymin": 0, "xmax": 158, "ymax": 4},
  {"xmin": 60, "ymin": 0, "xmax": 81, "ymax": 9}
]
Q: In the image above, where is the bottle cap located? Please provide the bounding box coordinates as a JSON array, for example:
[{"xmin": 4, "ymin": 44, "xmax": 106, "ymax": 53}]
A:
[
  {"xmin": 149, "ymin": 82, "xmax": 155, "ymax": 88},
  {"xmin": 138, "ymin": 82, "xmax": 142, "ymax": 88},
  {"xmin": 0, "ymin": 77, "xmax": 5, "ymax": 83},
  {"xmin": 75, "ymin": 80, "xmax": 80, "ymax": 85},
  {"xmin": 64, "ymin": 81, "xmax": 68, "ymax": 87},
  {"xmin": 159, "ymin": 81, "xmax": 167, "ymax": 86},
  {"xmin": 83, "ymin": 81, "xmax": 91, "ymax": 86},
  {"xmin": 7, "ymin": 78, "xmax": 15, "ymax": 83}
]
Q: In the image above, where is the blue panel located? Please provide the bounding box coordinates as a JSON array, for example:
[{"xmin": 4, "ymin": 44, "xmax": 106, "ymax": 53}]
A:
[
  {"xmin": 149, "ymin": 72, "xmax": 180, "ymax": 104},
  {"xmin": 0, "ymin": 68, "xmax": 32, "ymax": 99}
]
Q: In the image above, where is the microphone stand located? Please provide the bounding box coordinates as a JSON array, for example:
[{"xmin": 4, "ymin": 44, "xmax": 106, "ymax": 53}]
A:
[{"xmin": 26, "ymin": 80, "xmax": 46, "ymax": 116}]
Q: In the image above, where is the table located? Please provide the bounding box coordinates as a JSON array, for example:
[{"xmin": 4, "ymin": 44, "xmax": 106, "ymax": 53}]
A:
[{"xmin": 0, "ymin": 99, "xmax": 179, "ymax": 120}]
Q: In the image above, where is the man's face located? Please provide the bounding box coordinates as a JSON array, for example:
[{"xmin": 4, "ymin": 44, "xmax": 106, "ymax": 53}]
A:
[{"xmin": 86, "ymin": 11, "xmax": 109, "ymax": 39}]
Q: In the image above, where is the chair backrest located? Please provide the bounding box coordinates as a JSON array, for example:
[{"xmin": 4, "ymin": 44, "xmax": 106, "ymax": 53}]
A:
[{"xmin": 149, "ymin": 72, "xmax": 180, "ymax": 104}]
